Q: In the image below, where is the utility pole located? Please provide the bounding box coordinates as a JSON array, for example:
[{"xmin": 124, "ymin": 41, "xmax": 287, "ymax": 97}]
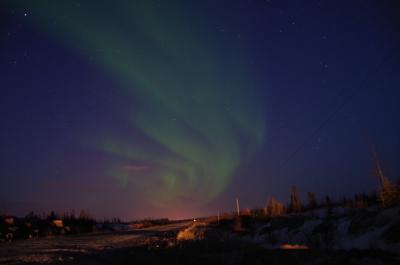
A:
[
  {"xmin": 236, "ymin": 198, "xmax": 240, "ymax": 217},
  {"xmin": 217, "ymin": 210, "xmax": 220, "ymax": 224}
]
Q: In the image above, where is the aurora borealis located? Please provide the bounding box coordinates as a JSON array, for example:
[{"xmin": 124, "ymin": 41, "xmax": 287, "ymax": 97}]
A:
[
  {"xmin": 22, "ymin": 1, "xmax": 265, "ymax": 207},
  {"xmin": 1, "ymin": 1, "xmax": 400, "ymax": 219}
]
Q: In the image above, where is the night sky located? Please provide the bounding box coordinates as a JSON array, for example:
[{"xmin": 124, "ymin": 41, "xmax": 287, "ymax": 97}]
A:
[{"xmin": 1, "ymin": 0, "xmax": 400, "ymax": 220}]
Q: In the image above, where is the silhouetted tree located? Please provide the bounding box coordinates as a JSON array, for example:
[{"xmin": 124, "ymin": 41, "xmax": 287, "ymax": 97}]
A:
[
  {"xmin": 265, "ymin": 197, "xmax": 285, "ymax": 216},
  {"xmin": 47, "ymin": 210, "xmax": 58, "ymax": 221},
  {"xmin": 354, "ymin": 194, "xmax": 368, "ymax": 208},
  {"xmin": 378, "ymin": 178, "xmax": 400, "ymax": 207},
  {"xmin": 307, "ymin": 192, "xmax": 318, "ymax": 209},
  {"xmin": 322, "ymin": 196, "xmax": 332, "ymax": 218},
  {"xmin": 79, "ymin": 210, "xmax": 90, "ymax": 220},
  {"xmin": 25, "ymin": 211, "xmax": 38, "ymax": 220},
  {"xmin": 372, "ymin": 147, "xmax": 400, "ymax": 207},
  {"xmin": 289, "ymin": 186, "xmax": 302, "ymax": 212}
]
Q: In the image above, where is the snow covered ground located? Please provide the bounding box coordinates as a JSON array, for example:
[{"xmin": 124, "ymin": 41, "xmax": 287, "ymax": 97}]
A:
[
  {"xmin": 0, "ymin": 221, "xmax": 192, "ymax": 265},
  {"xmin": 253, "ymin": 206, "xmax": 400, "ymax": 252}
]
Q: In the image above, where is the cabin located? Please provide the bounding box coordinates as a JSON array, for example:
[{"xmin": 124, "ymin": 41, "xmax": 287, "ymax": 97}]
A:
[
  {"xmin": 52, "ymin": 219, "xmax": 64, "ymax": 228},
  {"xmin": 130, "ymin": 223, "xmax": 146, "ymax": 229},
  {"xmin": 4, "ymin": 216, "xmax": 15, "ymax": 225}
]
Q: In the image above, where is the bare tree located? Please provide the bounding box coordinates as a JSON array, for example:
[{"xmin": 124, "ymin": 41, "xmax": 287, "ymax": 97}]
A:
[
  {"xmin": 372, "ymin": 148, "xmax": 400, "ymax": 207},
  {"xmin": 265, "ymin": 197, "xmax": 285, "ymax": 217},
  {"xmin": 289, "ymin": 186, "xmax": 302, "ymax": 212},
  {"xmin": 307, "ymin": 192, "xmax": 318, "ymax": 209}
]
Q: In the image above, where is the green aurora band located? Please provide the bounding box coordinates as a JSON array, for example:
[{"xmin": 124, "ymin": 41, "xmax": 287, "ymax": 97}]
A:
[{"xmin": 17, "ymin": 1, "xmax": 266, "ymax": 207}]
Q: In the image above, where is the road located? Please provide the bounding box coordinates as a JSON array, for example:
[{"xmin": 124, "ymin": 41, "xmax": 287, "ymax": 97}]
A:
[{"xmin": 0, "ymin": 221, "xmax": 192, "ymax": 265}]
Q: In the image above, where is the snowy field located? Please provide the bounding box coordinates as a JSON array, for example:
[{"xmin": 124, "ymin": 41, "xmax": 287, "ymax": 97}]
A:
[{"xmin": 0, "ymin": 221, "xmax": 191, "ymax": 265}]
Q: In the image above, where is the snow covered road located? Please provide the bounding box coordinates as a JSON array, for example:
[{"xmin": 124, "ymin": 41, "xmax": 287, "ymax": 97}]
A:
[{"xmin": 0, "ymin": 221, "xmax": 192, "ymax": 264}]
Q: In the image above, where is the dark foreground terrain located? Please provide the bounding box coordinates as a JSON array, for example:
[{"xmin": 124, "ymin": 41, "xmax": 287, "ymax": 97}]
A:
[
  {"xmin": 1, "ymin": 220, "xmax": 400, "ymax": 265},
  {"xmin": 53, "ymin": 240, "xmax": 400, "ymax": 265}
]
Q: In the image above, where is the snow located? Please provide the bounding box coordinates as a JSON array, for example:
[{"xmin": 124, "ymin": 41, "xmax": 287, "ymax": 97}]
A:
[{"xmin": 251, "ymin": 206, "xmax": 400, "ymax": 252}]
